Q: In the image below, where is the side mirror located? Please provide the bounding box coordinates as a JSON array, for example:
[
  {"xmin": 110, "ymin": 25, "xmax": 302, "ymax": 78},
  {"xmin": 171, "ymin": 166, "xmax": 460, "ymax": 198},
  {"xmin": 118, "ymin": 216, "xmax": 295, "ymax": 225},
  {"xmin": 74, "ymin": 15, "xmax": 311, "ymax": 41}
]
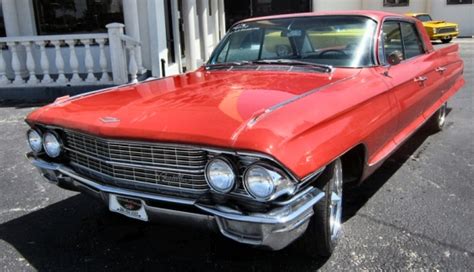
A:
[{"xmin": 387, "ymin": 50, "xmax": 403, "ymax": 66}]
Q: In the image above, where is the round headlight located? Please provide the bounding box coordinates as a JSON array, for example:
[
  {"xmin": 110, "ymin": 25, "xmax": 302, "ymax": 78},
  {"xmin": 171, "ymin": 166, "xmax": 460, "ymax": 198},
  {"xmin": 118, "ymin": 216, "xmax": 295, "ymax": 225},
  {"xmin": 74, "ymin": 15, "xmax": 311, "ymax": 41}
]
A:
[
  {"xmin": 244, "ymin": 165, "xmax": 276, "ymax": 200},
  {"xmin": 244, "ymin": 164, "xmax": 296, "ymax": 201},
  {"xmin": 205, "ymin": 158, "xmax": 236, "ymax": 193},
  {"xmin": 27, "ymin": 129, "xmax": 43, "ymax": 153},
  {"xmin": 43, "ymin": 132, "xmax": 62, "ymax": 158}
]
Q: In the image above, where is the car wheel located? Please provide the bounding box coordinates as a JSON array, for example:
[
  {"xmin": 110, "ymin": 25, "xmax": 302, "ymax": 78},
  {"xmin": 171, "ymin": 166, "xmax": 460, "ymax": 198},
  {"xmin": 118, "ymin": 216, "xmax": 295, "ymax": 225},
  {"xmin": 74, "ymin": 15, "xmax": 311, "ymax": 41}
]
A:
[
  {"xmin": 441, "ymin": 38, "xmax": 452, "ymax": 44},
  {"xmin": 295, "ymin": 158, "xmax": 343, "ymax": 258},
  {"xmin": 426, "ymin": 103, "xmax": 447, "ymax": 132}
]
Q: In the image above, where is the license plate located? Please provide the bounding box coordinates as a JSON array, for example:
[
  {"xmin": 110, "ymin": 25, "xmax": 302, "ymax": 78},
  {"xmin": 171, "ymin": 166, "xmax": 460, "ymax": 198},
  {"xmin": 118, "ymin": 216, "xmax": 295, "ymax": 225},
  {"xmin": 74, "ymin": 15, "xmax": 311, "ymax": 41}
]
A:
[{"xmin": 109, "ymin": 194, "xmax": 148, "ymax": 222}]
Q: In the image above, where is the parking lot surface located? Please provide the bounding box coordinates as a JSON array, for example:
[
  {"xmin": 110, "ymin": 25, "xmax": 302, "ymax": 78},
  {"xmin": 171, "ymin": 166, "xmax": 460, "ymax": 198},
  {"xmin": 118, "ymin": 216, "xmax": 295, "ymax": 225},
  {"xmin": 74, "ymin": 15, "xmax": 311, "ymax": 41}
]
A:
[{"xmin": 0, "ymin": 40, "xmax": 473, "ymax": 271}]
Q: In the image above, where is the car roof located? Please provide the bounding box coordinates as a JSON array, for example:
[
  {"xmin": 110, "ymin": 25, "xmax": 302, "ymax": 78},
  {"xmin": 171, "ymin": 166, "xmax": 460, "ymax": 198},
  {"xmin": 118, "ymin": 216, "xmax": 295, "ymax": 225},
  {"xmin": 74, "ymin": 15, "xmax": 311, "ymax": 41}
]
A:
[{"xmin": 238, "ymin": 10, "xmax": 408, "ymax": 25}]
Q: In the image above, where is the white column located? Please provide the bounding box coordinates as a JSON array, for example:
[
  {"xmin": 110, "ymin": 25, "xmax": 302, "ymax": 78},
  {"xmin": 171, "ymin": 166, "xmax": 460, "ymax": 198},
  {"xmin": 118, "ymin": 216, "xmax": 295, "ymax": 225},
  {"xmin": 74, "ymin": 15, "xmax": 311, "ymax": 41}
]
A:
[
  {"xmin": 182, "ymin": 0, "xmax": 202, "ymax": 71},
  {"xmin": 137, "ymin": 0, "xmax": 151, "ymax": 71},
  {"xmin": 122, "ymin": 0, "xmax": 144, "ymax": 73},
  {"xmin": 198, "ymin": 0, "xmax": 211, "ymax": 61},
  {"xmin": 218, "ymin": 0, "xmax": 226, "ymax": 39},
  {"xmin": 211, "ymin": 0, "xmax": 220, "ymax": 45},
  {"xmin": 171, "ymin": 0, "xmax": 183, "ymax": 73},
  {"xmin": 106, "ymin": 23, "xmax": 128, "ymax": 84},
  {"xmin": 2, "ymin": 0, "xmax": 21, "ymax": 36},
  {"xmin": 17, "ymin": 0, "xmax": 37, "ymax": 35},
  {"xmin": 147, "ymin": 0, "xmax": 169, "ymax": 77}
]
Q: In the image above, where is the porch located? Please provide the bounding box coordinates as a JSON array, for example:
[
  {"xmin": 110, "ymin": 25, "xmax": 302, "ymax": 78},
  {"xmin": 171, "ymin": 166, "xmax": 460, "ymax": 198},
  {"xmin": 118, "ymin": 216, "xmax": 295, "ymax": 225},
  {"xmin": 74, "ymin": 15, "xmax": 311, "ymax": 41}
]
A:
[
  {"xmin": 0, "ymin": 23, "xmax": 143, "ymax": 88},
  {"xmin": 0, "ymin": 0, "xmax": 227, "ymax": 99}
]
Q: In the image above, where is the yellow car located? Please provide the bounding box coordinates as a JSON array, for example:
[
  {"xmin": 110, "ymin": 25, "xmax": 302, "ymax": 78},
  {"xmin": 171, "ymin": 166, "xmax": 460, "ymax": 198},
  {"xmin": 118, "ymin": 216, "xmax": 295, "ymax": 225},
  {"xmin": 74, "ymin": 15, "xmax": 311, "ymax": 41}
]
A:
[{"xmin": 406, "ymin": 13, "xmax": 459, "ymax": 43}]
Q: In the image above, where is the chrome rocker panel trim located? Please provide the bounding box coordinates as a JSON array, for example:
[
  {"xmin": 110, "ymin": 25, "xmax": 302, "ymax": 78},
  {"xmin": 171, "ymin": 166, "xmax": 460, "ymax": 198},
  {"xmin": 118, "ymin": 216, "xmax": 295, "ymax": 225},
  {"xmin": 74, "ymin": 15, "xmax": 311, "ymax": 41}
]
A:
[{"xmin": 27, "ymin": 153, "xmax": 325, "ymax": 250}]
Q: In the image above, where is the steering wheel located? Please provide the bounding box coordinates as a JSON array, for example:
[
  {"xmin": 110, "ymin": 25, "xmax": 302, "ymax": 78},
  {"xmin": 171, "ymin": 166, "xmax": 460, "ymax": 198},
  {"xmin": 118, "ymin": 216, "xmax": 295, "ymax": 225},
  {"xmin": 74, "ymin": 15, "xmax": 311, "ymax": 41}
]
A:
[
  {"xmin": 275, "ymin": 45, "xmax": 291, "ymax": 57},
  {"xmin": 318, "ymin": 49, "xmax": 348, "ymax": 58}
]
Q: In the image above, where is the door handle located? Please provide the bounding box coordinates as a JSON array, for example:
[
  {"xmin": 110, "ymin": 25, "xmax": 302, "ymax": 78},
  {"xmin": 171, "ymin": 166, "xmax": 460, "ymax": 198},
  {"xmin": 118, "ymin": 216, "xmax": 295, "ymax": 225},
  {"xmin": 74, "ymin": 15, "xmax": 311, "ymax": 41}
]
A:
[
  {"xmin": 414, "ymin": 76, "xmax": 428, "ymax": 83},
  {"xmin": 436, "ymin": 67, "xmax": 447, "ymax": 73}
]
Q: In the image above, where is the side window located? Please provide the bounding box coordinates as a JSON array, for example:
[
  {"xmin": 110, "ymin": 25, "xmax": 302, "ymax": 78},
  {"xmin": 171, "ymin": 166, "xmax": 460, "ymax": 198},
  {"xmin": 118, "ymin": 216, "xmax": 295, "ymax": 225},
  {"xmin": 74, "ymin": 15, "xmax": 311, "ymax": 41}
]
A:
[
  {"xmin": 382, "ymin": 21, "xmax": 404, "ymax": 62},
  {"xmin": 400, "ymin": 22, "xmax": 425, "ymax": 59}
]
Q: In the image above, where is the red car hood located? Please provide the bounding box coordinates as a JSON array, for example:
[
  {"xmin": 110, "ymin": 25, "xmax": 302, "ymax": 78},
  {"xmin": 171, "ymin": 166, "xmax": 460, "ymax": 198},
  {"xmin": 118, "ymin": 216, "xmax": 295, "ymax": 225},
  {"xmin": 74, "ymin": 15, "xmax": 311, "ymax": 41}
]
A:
[{"xmin": 27, "ymin": 69, "xmax": 358, "ymax": 148}]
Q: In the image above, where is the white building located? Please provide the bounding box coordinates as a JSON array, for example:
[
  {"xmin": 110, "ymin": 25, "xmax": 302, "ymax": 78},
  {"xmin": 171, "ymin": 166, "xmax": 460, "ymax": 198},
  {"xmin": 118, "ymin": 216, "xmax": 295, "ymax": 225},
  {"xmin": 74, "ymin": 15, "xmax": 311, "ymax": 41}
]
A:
[
  {"xmin": 311, "ymin": 0, "xmax": 473, "ymax": 36},
  {"xmin": 0, "ymin": 0, "xmax": 471, "ymax": 94}
]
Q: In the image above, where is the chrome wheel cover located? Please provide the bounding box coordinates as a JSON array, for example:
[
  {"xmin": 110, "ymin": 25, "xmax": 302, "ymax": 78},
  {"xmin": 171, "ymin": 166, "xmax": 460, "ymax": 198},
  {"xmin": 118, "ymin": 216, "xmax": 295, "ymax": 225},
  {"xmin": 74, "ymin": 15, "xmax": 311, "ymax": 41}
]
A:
[
  {"xmin": 329, "ymin": 160, "xmax": 343, "ymax": 241},
  {"xmin": 438, "ymin": 103, "xmax": 447, "ymax": 128}
]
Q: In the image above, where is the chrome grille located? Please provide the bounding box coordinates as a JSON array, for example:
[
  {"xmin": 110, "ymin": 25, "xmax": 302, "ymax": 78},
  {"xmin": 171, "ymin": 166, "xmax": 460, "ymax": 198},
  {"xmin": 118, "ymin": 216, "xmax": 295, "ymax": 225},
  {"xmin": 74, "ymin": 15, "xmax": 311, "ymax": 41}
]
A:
[
  {"xmin": 438, "ymin": 27, "xmax": 456, "ymax": 34},
  {"xmin": 64, "ymin": 130, "xmax": 209, "ymax": 192}
]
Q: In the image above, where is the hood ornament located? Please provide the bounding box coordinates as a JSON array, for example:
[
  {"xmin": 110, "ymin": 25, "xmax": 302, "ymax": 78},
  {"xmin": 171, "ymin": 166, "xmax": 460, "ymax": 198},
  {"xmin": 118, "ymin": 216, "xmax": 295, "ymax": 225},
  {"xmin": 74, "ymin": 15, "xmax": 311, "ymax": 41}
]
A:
[{"xmin": 99, "ymin": 117, "xmax": 120, "ymax": 123}]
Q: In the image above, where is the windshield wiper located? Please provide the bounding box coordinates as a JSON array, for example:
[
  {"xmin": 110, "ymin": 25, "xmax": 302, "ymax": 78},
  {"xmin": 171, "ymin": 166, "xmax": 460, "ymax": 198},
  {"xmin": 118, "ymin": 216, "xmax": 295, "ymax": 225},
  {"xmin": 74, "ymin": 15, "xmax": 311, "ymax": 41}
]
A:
[
  {"xmin": 253, "ymin": 59, "xmax": 333, "ymax": 73},
  {"xmin": 205, "ymin": 59, "xmax": 333, "ymax": 73},
  {"xmin": 205, "ymin": 61, "xmax": 255, "ymax": 69}
]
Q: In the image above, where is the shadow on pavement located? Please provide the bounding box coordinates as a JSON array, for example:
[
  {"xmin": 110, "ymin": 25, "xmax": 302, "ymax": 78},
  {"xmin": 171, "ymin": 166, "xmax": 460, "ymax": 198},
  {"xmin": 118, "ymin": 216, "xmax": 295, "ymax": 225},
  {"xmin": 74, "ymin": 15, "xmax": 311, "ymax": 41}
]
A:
[
  {"xmin": 0, "ymin": 110, "xmax": 450, "ymax": 272},
  {"xmin": 0, "ymin": 195, "xmax": 325, "ymax": 271}
]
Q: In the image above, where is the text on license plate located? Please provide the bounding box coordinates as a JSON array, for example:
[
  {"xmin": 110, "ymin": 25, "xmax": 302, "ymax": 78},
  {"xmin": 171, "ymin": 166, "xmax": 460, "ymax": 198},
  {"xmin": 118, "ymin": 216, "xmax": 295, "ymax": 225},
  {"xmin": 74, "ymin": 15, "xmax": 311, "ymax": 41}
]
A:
[{"xmin": 109, "ymin": 194, "xmax": 148, "ymax": 222}]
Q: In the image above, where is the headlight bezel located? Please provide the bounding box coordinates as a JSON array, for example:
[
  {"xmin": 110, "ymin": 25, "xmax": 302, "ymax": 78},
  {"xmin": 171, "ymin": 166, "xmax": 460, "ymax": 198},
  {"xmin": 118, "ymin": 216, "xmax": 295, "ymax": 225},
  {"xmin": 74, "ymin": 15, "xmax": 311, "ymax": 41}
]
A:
[
  {"xmin": 243, "ymin": 162, "xmax": 296, "ymax": 202},
  {"xmin": 42, "ymin": 131, "xmax": 63, "ymax": 158},
  {"xmin": 27, "ymin": 129, "xmax": 43, "ymax": 153},
  {"xmin": 205, "ymin": 156, "xmax": 237, "ymax": 194}
]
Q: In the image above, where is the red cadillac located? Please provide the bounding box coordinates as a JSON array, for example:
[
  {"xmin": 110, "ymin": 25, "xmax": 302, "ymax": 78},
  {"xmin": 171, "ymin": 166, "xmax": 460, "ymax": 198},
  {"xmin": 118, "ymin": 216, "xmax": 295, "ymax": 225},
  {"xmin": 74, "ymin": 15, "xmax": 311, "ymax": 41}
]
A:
[{"xmin": 25, "ymin": 11, "xmax": 464, "ymax": 257}]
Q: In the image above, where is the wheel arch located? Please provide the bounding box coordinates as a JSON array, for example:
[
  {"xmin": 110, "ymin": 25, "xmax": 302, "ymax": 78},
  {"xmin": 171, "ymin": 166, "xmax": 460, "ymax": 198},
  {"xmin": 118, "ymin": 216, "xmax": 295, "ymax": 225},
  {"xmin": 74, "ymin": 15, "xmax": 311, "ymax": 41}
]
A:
[{"xmin": 339, "ymin": 143, "xmax": 367, "ymax": 184}]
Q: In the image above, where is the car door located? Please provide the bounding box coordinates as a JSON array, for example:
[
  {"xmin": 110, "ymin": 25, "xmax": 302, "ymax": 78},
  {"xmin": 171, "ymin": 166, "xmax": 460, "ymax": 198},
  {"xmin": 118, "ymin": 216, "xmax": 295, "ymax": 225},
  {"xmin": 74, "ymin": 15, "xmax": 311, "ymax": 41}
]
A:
[
  {"xmin": 400, "ymin": 21, "xmax": 445, "ymax": 118},
  {"xmin": 380, "ymin": 20, "xmax": 436, "ymax": 144},
  {"xmin": 431, "ymin": 42, "xmax": 464, "ymax": 110}
]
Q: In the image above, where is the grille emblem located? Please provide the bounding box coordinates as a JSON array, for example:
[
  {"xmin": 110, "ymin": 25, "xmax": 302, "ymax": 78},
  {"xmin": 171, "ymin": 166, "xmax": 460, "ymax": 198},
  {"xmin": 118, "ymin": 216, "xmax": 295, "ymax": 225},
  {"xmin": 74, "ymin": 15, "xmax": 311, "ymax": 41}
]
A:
[{"xmin": 100, "ymin": 117, "xmax": 120, "ymax": 123}]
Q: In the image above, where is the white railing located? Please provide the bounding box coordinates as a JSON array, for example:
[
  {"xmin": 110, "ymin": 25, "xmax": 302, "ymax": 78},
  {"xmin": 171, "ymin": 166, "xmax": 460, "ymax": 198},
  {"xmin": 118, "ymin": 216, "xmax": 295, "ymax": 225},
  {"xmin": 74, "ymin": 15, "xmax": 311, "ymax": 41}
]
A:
[{"xmin": 0, "ymin": 23, "xmax": 144, "ymax": 88}]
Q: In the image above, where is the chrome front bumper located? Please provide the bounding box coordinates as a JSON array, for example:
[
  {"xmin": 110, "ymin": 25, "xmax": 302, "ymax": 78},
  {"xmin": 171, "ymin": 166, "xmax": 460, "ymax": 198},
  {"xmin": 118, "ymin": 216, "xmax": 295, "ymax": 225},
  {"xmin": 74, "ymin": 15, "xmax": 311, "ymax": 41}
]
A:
[{"xmin": 27, "ymin": 153, "xmax": 325, "ymax": 250}]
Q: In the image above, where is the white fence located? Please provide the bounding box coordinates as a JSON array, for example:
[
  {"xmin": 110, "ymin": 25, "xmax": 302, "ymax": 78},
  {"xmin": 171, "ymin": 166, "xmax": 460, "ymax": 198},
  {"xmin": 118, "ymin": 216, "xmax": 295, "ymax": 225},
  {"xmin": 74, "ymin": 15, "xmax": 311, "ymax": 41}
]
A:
[{"xmin": 0, "ymin": 23, "xmax": 144, "ymax": 88}]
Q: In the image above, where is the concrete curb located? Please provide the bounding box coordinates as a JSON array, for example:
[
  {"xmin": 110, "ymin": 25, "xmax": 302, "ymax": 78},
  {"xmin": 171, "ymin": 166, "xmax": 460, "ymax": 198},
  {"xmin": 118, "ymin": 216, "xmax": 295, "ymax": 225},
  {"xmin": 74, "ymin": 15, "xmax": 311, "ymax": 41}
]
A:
[{"xmin": 0, "ymin": 85, "xmax": 115, "ymax": 104}]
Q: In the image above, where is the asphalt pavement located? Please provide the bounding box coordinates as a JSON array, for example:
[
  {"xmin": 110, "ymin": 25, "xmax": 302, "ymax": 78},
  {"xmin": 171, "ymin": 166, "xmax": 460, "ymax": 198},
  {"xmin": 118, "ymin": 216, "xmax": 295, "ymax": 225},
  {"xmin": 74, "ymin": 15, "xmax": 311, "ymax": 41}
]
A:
[{"xmin": 0, "ymin": 40, "xmax": 473, "ymax": 271}]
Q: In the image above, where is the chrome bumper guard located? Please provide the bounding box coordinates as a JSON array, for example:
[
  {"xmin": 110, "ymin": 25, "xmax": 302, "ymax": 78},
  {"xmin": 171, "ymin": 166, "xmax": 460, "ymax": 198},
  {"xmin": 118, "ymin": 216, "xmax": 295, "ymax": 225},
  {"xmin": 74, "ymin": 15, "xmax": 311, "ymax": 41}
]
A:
[{"xmin": 27, "ymin": 153, "xmax": 325, "ymax": 250}]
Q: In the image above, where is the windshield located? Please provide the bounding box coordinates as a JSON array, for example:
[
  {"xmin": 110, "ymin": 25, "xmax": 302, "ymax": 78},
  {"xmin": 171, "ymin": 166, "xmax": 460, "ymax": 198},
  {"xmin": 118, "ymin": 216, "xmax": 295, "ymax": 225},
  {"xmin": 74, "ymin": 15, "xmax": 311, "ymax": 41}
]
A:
[
  {"xmin": 209, "ymin": 16, "xmax": 377, "ymax": 68},
  {"xmin": 415, "ymin": 14, "xmax": 433, "ymax": 22}
]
